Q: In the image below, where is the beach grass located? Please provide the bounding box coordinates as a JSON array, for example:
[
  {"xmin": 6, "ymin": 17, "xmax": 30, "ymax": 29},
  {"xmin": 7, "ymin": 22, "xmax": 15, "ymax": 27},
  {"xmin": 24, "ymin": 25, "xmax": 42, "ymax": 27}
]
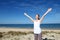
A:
[{"xmin": 0, "ymin": 28, "xmax": 60, "ymax": 40}]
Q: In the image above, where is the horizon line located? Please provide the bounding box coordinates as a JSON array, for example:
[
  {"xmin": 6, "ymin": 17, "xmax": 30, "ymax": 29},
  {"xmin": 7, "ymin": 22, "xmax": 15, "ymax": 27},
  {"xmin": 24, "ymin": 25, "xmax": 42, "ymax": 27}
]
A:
[{"xmin": 0, "ymin": 23, "xmax": 60, "ymax": 24}]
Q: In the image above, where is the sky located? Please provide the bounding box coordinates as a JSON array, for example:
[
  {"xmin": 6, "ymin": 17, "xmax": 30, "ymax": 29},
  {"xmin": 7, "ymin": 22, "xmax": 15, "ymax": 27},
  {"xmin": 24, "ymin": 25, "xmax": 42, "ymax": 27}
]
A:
[{"xmin": 0, "ymin": 0, "xmax": 60, "ymax": 24}]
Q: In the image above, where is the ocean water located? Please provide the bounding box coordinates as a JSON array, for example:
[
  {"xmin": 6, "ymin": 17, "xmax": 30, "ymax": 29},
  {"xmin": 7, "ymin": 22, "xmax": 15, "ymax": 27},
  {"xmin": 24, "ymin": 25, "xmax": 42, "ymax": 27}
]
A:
[{"xmin": 0, "ymin": 24, "xmax": 60, "ymax": 29}]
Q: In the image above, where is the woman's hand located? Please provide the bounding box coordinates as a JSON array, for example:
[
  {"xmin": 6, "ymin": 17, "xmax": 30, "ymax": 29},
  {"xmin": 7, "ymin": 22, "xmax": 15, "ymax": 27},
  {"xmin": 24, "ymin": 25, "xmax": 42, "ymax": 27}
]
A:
[
  {"xmin": 44, "ymin": 8, "xmax": 52, "ymax": 15},
  {"xmin": 24, "ymin": 13, "xmax": 27, "ymax": 16},
  {"xmin": 47, "ymin": 8, "xmax": 52, "ymax": 12}
]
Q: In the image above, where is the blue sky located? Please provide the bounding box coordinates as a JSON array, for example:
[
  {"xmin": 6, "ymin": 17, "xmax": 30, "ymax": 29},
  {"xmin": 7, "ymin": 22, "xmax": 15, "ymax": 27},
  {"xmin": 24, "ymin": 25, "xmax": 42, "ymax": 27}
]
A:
[{"xmin": 0, "ymin": 0, "xmax": 60, "ymax": 24}]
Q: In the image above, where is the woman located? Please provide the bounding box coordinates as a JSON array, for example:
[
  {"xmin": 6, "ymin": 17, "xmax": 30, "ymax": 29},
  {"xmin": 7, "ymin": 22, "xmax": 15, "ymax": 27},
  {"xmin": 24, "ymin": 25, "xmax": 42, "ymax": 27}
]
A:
[{"xmin": 24, "ymin": 8, "xmax": 52, "ymax": 40}]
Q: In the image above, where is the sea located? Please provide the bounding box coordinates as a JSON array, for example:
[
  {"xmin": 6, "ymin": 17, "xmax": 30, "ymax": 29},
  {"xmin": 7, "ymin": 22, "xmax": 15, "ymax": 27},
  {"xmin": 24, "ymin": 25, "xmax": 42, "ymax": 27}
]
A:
[{"xmin": 0, "ymin": 24, "xmax": 60, "ymax": 29}]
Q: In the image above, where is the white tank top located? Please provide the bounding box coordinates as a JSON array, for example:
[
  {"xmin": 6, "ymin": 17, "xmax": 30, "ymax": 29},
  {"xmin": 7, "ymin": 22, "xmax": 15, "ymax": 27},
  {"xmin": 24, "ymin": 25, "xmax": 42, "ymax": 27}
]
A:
[{"xmin": 34, "ymin": 20, "xmax": 41, "ymax": 34}]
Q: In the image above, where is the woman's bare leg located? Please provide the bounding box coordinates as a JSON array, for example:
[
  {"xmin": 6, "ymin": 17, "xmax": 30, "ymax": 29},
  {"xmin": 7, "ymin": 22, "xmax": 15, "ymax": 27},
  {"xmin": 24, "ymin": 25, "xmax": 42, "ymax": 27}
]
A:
[
  {"xmin": 34, "ymin": 34, "xmax": 38, "ymax": 40},
  {"xmin": 38, "ymin": 33, "xmax": 42, "ymax": 40}
]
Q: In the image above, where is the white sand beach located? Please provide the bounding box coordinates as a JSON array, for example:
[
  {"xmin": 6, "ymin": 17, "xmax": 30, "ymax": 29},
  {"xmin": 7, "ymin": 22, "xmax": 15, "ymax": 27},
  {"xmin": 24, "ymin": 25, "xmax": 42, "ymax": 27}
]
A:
[
  {"xmin": 0, "ymin": 27, "xmax": 60, "ymax": 32},
  {"xmin": 0, "ymin": 27, "xmax": 33, "ymax": 32}
]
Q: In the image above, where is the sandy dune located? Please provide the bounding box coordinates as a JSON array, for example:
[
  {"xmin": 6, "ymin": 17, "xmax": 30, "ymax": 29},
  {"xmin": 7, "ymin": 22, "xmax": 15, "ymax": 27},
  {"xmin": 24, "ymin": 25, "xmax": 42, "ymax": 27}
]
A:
[{"xmin": 0, "ymin": 27, "xmax": 60, "ymax": 40}]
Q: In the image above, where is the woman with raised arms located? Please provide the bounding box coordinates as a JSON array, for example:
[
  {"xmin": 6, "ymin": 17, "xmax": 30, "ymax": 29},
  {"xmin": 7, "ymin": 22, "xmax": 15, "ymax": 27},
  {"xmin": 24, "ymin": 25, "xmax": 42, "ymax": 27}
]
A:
[{"xmin": 24, "ymin": 8, "xmax": 52, "ymax": 40}]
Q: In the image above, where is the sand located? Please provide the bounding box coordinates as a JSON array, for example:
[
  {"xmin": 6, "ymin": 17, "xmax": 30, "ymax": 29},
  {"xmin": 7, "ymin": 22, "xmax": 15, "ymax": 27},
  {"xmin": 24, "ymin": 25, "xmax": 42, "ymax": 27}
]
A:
[
  {"xmin": 0, "ymin": 27, "xmax": 33, "ymax": 32},
  {"xmin": 0, "ymin": 27, "xmax": 60, "ymax": 32}
]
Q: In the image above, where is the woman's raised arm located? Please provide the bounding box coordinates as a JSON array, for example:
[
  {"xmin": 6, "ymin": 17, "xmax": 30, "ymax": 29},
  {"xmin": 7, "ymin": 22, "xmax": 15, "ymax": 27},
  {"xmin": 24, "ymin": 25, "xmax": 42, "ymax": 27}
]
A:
[
  {"xmin": 24, "ymin": 13, "xmax": 34, "ymax": 22},
  {"xmin": 40, "ymin": 8, "xmax": 52, "ymax": 23}
]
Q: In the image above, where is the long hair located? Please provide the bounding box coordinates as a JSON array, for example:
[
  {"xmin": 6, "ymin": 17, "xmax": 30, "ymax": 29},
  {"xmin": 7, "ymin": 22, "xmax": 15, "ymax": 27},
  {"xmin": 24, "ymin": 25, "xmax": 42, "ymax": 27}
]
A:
[{"xmin": 37, "ymin": 14, "xmax": 40, "ymax": 20}]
